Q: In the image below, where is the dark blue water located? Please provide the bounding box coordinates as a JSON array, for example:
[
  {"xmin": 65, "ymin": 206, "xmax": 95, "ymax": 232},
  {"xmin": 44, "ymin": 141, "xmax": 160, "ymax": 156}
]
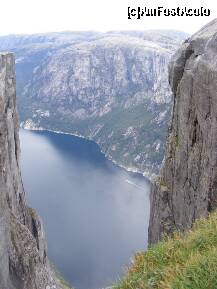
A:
[{"xmin": 19, "ymin": 129, "xmax": 150, "ymax": 289}]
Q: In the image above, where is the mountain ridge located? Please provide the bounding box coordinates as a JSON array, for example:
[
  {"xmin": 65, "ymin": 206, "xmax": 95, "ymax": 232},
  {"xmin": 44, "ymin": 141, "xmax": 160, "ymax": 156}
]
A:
[{"xmin": 0, "ymin": 30, "xmax": 188, "ymax": 179}]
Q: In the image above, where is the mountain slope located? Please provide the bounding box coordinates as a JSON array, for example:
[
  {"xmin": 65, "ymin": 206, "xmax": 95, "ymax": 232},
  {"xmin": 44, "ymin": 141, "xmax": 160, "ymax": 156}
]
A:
[
  {"xmin": 0, "ymin": 30, "xmax": 188, "ymax": 178},
  {"xmin": 149, "ymin": 19, "xmax": 217, "ymax": 243}
]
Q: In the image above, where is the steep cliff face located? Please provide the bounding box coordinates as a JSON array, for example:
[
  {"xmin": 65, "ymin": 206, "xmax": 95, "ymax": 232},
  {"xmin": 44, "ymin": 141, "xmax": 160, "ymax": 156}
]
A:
[
  {"xmin": 0, "ymin": 30, "xmax": 188, "ymax": 178},
  {"xmin": 0, "ymin": 52, "xmax": 61, "ymax": 289},
  {"xmin": 149, "ymin": 19, "xmax": 217, "ymax": 244}
]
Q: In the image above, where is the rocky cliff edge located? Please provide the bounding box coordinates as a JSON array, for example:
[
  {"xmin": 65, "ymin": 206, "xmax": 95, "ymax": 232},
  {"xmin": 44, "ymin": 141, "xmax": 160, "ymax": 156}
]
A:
[
  {"xmin": 0, "ymin": 52, "xmax": 63, "ymax": 289},
  {"xmin": 149, "ymin": 19, "xmax": 217, "ymax": 244}
]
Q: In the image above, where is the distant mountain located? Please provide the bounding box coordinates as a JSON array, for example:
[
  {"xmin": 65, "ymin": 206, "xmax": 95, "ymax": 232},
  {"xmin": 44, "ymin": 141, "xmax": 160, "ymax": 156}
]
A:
[{"xmin": 0, "ymin": 30, "xmax": 189, "ymax": 178}]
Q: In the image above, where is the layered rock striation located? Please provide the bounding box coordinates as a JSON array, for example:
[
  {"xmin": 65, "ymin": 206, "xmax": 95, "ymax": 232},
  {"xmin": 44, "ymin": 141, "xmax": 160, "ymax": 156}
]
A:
[
  {"xmin": 149, "ymin": 19, "xmax": 217, "ymax": 244},
  {"xmin": 0, "ymin": 52, "xmax": 61, "ymax": 289}
]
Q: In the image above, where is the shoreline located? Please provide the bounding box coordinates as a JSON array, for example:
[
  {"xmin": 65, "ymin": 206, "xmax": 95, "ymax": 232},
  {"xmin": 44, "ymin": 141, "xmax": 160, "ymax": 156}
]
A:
[{"xmin": 20, "ymin": 124, "xmax": 152, "ymax": 183}]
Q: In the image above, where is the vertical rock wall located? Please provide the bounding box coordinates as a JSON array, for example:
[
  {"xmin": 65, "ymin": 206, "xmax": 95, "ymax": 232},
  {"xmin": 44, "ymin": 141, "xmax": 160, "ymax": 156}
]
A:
[
  {"xmin": 0, "ymin": 52, "xmax": 60, "ymax": 289},
  {"xmin": 149, "ymin": 19, "xmax": 217, "ymax": 244}
]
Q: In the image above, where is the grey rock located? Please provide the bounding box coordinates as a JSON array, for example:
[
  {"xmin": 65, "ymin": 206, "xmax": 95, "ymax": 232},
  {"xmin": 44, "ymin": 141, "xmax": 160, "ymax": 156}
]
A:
[
  {"xmin": 149, "ymin": 19, "xmax": 217, "ymax": 244},
  {"xmin": 0, "ymin": 30, "xmax": 188, "ymax": 178},
  {"xmin": 0, "ymin": 52, "xmax": 63, "ymax": 289}
]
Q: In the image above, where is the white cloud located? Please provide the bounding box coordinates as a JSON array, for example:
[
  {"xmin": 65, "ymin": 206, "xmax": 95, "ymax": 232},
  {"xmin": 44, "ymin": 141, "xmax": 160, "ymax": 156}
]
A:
[{"xmin": 0, "ymin": 0, "xmax": 216, "ymax": 35}]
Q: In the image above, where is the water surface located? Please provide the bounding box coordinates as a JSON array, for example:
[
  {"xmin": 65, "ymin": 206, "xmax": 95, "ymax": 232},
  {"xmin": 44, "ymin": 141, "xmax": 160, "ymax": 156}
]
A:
[{"xmin": 20, "ymin": 129, "xmax": 150, "ymax": 289}]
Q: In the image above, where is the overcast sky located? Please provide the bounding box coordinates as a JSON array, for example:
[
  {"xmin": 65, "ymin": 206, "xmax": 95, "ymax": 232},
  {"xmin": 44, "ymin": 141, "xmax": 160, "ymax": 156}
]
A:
[{"xmin": 0, "ymin": 0, "xmax": 216, "ymax": 36}]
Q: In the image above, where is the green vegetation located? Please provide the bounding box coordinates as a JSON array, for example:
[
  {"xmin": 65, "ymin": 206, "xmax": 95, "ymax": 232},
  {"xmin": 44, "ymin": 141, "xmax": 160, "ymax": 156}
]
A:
[
  {"xmin": 175, "ymin": 135, "xmax": 180, "ymax": 148},
  {"xmin": 160, "ymin": 179, "xmax": 168, "ymax": 192},
  {"xmin": 115, "ymin": 211, "xmax": 217, "ymax": 289},
  {"xmin": 57, "ymin": 275, "xmax": 73, "ymax": 289},
  {"xmin": 27, "ymin": 206, "xmax": 36, "ymax": 218},
  {"xmin": 51, "ymin": 263, "xmax": 73, "ymax": 289}
]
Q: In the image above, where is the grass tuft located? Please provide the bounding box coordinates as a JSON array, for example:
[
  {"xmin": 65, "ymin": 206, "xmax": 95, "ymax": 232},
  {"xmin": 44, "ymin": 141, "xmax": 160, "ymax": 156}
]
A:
[{"xmin": 115, "ymin": 211, "xmax": 217, "ymax": 289}]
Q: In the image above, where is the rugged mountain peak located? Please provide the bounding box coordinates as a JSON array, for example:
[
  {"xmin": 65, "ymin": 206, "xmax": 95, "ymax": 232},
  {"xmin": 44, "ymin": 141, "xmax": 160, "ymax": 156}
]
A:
[
  {"xmin": 0, "ymin": 52, "xmax": 61, "ymax": 289},
  {"xmin": 149, "ymin": 19, "xmax": 217, "ymax": 244}
]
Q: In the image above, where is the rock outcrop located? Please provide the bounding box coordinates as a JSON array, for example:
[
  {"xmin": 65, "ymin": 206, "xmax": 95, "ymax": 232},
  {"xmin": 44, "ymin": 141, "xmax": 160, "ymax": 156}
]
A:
[
  {"xmin": 149, "ymin": 19, "xmax": 217, "ymax": 244},
  {"xmin": 0, "ymin": 52, "xmax": 61, "ymax": 289}
]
